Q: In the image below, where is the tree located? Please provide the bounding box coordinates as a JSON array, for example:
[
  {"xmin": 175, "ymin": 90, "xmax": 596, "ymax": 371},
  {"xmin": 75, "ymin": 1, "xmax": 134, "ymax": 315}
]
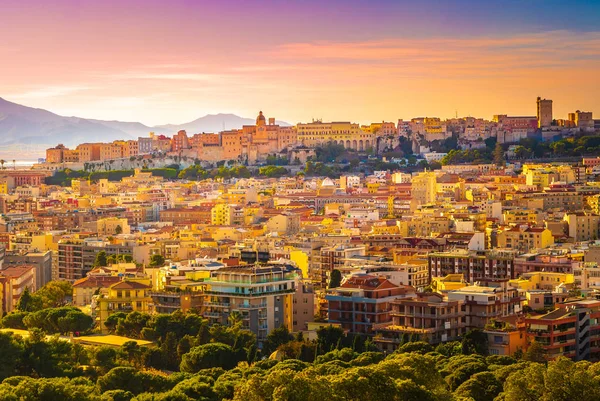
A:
[
  {"xmin": 94, "ymin": 251, "xmax": 108, "ymax": 267},
  {"xmin": 493, "ymin": 143, "xmax": 505, "ymax": 167},
  {"xmin": 148, "ymin": 254, "xmax": 165, "ymax": 268},
  {"xmin": 398, "ymin": 341, "xmax": 433, "ymax": 354},
  {"xmin": 227, "ymin": 311, "xmax": 243, "ymax": 327},
  {"xmin": 121, "ymin": 341, "xmax": 141, "ymax": 367},
  {"xmin": 161, "ymin": 331, "xmax": 180, "ymax": 371},
  {"xmin": 115, "ymin": 225, "xmax": 123, "ymax": 235},
  {"xmin": 57, "ymin": 310, "xmax": 93, "ymax": 334},
  {"xmin": 454, "ymin": 371, "xmax": 502, "ymax": 401},
  {"xmin": 1, "ymin": 311, "xmax": 28, "ymax": 329},
  {"xmin": 503, "ymin": 362, "xmax": 546, "ymax": 401},
  {"xmin": 35, "ymin": 281, "xmax": 72, "ymax": 308},
  {"xmin": 94, "ymin": 346, "xmax": 118, "ymax": 373},
  {"xmin": 0, "ymin": 332, "xmax": 22, "ymax": 381},
  {"xmin": 107, "ymin": 255, "xmax": 117, "ymax": 266},
  {"xmin": 543, "ymin": 357, "xmax": 600, "ymax": 401},
  {"xmin": 16, "ymin": 287, "xmax": 40, "ymax": 312},
  {"xmin": 462, "ymin": 329, "xmax": 489, "ymax": 355},
  {"xmin": 180, "ymin": 343, "xmax": 237, "ymax": 372},
  {"xmin": 523, "ymin": 340, "xmax": 546, "ymax": 363},
  {"xmin": 329, "ymin": 269, "xmax": 342, "ymax": 289},
  {"xmin": 263, "ymin": 325, "xmax": 292, "ymax": 355},
  {"xmin": 317, "ymin": 325, "xmax": 345, "ymax": 354}
]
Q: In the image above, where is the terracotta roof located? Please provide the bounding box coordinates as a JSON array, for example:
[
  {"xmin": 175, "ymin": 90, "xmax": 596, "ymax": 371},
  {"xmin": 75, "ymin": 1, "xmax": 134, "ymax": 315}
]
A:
[
  {"xmin": 1, "ymin": 265, "xmax": 34, "ymax": 278},
  {"xmin": 110, "ymin": 281, "xmax": 151, "ymax": 290},
  {"xmin": 73, "ymin": 276, "xmax": 121, "ymax": 288}
]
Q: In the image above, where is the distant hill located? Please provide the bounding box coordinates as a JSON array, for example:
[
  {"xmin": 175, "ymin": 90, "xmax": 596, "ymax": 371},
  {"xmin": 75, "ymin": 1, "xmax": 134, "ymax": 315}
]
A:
[
  {"xmin": 0, "ymin": 97, "xmax": 136, "ymax": 150},
  {"xmin": 155, "ymin": 113, "xmax": 290, "ymax": 134},
  {"xmin": 0, "ymin": 97, "xmax": 290, "ymax": 157}
]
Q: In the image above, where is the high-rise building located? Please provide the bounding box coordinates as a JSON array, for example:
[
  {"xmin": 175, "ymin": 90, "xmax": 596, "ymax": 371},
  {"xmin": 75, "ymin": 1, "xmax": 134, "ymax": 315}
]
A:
[
  {"xmin": 537, "ymin": 97, "xmax": 553, "ymax": 128},
  {"xmin": 203, "ymin": 264, "xmax": 299, "ymax": 345}
]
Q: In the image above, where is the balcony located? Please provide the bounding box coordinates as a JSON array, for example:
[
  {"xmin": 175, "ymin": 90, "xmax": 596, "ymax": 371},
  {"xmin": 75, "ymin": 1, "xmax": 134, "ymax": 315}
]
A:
[
  {"xmin": 204, "ymin": 312, "xmax": 222, "ymax": 318},
  {"xmin": 235, "ymin": 302, "xmax": 268, "ymax": 309},
  {"xmin": 391, "ymin": 312, "xmax": 463, "ymax": 319},
  {"xmin": 203, "ymin": 289, "xmax": 294, "ymax": 297},
  {"xmin": 205, "ymin": 301, "xmax": 231, "ymax": 308}
]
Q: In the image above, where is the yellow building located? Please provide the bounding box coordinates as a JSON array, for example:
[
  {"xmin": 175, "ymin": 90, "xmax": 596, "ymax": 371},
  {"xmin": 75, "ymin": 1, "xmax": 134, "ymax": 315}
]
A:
[
  {"xmin": 423, "ymin": 117, "xmax": 448, "ymax": 141},
  {"xmin": 97, "ymin": 280, "xmax": 152, "ymax": 333},
  {"xmin": 503, "ymin": 210, "xmax": 543, "ymax": 226},
  {"xmin": 211, "ymin": 203, "xmax": 239, "ymax": 226},
  {"xmin": 97, "ymin": 217, "xmax": 130, "ymax": 236},
  {"xmin": 296, "ymin": 121, "xmax": 375, "ymax": 151},
  {"xmin": 430, "ymin": 274, "xmax": 468, "ymax": 293},
  {"xmin": 497, "ymin": 226, "xmax": 554, "ymax": 253},
  {"xmin": 587, "ymin": 195, "xmax": 600, "ymax": 215},
  {"xmin": 510, "ymin": 272, "xmax": 574, "ymax": 292},
  {"xmin": 411, "ymin": 172, "xmax": 437, "ymax": 205},
  {"xmin": 372, "ymin": 221, "xmax": 400, "ymax": 235},
  {"xmin": 397, "ymin": 215, "xmax": 450, "ymax": 237},
  {"xmin": 563, "ymin": 212, "xmax": 600, "ymax": 242},
  {"xmin": 289, "ymin": 249, "xmax": 309, "ymax": 279}
]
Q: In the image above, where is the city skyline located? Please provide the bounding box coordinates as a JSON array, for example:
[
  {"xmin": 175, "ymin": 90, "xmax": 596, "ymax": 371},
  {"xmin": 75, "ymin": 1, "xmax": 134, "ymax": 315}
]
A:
[{"xmin": 2, "ymin": 0, "xmax": 600, "ymax": 126}]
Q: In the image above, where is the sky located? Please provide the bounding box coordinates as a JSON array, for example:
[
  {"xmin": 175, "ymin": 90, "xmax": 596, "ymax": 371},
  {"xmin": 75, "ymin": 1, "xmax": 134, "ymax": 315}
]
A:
[{"xmin": 2, "ymin": 0, "xmax": 600, "ymax": 126}]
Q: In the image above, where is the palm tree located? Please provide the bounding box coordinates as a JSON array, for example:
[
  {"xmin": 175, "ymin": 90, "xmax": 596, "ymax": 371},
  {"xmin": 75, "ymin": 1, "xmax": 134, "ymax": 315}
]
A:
[
  {"xmin": 12, "ymin": 160, "xmax": 16, "ymax": 170},
  {"xmin": 228, "ymin": 310, "xmax": 243, "ymax": 327},
  {"xmin": 0, "ymin": 160, "xmax": 4, "ymax": 169}
]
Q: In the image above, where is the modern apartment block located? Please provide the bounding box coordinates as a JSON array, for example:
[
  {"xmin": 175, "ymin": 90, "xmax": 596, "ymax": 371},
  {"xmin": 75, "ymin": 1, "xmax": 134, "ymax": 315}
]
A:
[
  {"xmin": 428, "ymin": 249, "xmax": 517, "ymax": 282},
  {"xmin": 315, "ymin": 244, "xmax": 366, "ymax": 289},
  {"xmin": 525, "ymin": 299, "xmax": 600, "ymax": 360},
  {"xmin": 203, "ymin": 264, "xmax": 299, "ymax": 345},
  {"xmin": 326, "ymin": 275, "xmax": 414, "ymax": 334},
  {"xmin": 374, "ymin": 292, "xmax": 466, "ymax": 352},
  {"xmin": 447, "ymin": 279, "xmax": 523, "ymax": 329},
  {"xmin": 57, "ymin": 238, "xmax": 134, "ymax": 282}
]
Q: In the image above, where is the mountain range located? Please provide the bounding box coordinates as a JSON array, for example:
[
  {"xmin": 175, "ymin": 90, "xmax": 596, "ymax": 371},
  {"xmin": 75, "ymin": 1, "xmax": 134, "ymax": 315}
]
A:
[{"xmin": 0, "ymin": 97, "xmax": 290, "ymax": 157}]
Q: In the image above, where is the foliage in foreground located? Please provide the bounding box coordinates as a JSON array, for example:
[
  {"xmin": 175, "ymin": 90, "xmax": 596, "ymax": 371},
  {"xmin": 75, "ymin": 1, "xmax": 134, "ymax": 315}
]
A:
[{"xmin": 1, "ymin": 322, "xmax": 600, "ymax": 401}]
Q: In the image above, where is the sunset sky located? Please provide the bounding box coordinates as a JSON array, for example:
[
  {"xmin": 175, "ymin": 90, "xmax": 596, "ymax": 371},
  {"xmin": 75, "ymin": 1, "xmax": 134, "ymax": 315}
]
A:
[{"xmin": 2, "ymin": 0, "xmax": 600, "ymax": 126}]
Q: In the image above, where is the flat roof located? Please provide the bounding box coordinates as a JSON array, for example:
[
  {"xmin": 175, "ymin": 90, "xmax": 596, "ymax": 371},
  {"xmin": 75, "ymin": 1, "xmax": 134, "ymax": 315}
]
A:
[{"xmin": 74, "ymin": 334, "xmax": 154, "ymax": 347}]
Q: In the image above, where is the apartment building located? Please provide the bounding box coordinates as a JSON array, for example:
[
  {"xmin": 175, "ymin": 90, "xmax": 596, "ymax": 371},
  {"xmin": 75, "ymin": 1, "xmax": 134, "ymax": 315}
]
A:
[
  {"xmin": 563, "ymin": 212, "xmax": 600, "ymax": 241},
  {"xmin": 525, "ymin": 299, "xmax": 600, "ymax": 361},
  {"xmin": 326, "ymin": 275, "xmax": 414, "ymax": 334},
  {"xmin": 96, "ymin": 279, "xmax": 153, "ymax": 333},
  {"xmin": 159, "ymin": 206, "xmax": 212, "ymax": 225},
  {"xmin": 315, "ymin": 244, "xmax": 366, "ymax": 289},
  {"xmin": 428, "ymin": 249, "xmax": 517, "ymax": 282},
  {"xmin": 4, "ymin": 250, "xmax": 52, "ymax": 291},
  {"xmin": 375, "ymin": 292, "xmax": 465, "ymax": 351},
  {"xmin": 58, "ymin": 238, "xmax": 135, "ymax": 282},
  {"xmin": 339, "ymin": 262, "xmax": 429, "ymax": 289},
  {"xmin": 203, "ymin": 264, "xmax": 299, "ymax": 345},
  {"xmin": 497, "ymin": 225, "xmax": 554, "ymax": 253},
  {"xmin": 514, "ymin": 252, "xmax": 575, "ymax": 276},
  {"xmin": 447, "ymin": 280, "xmax": 523, "ymax": 329},
  {"xmin": 0, "ymin": 265, "xmax": 35, "ymax": 314}
]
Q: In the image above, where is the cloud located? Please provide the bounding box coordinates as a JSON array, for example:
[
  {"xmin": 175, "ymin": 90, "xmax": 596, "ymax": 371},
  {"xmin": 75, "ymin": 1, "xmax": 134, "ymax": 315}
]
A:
[
  {"xmin": 107, "ymin": 72, "xmax": 224, "ymax": 81},
  {"xmin": 267, "ymin": 30, "xmax": 600, "ymax": 79},
  {"xmin": 8, "ymin": 85, "xmax": 92, "ymax": 99}
]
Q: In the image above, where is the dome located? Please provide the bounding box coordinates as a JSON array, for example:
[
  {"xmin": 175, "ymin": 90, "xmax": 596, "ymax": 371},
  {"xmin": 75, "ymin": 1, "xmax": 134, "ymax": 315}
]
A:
[
  {"xmin": 321, "ymin": 177, "xmax": 335, "ymax": 187},
  {"xmin": 256, "ymin": 111, "xmax": 266, "ymax": 126}
]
